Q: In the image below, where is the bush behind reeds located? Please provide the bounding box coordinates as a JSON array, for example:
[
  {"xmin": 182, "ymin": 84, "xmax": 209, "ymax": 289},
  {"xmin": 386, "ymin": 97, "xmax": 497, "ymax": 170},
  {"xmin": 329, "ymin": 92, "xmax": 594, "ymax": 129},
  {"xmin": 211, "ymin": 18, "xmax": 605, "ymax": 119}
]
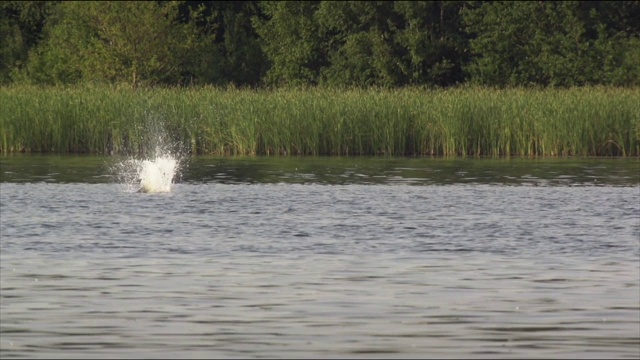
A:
[{"xmin": 1, "ymin": 85, "xmax": 638, "ymax": 156}]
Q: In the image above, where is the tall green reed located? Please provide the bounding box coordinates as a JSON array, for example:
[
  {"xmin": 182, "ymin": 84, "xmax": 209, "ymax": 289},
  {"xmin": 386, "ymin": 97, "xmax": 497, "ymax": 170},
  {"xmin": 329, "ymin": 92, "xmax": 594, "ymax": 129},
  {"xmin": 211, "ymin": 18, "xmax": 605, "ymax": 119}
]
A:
[{"xmin": 1, "ymin": 85, "xmax": 638, "ymax": 156}]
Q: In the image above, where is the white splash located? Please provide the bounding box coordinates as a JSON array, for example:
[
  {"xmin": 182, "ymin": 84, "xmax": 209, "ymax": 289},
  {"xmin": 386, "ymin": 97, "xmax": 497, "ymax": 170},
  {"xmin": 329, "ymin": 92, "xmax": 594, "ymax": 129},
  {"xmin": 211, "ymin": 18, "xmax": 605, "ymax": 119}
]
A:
[
  {"xmin": 115, "ymin": 146, "xmax": 183, "ymax": 194},
  {"xmin": 111, "ymin": 117, "xmax": 186, "ymax": 193},
  {"xmin": 137, "ymin": 155, "xmax": 178, "ymax": 193}
]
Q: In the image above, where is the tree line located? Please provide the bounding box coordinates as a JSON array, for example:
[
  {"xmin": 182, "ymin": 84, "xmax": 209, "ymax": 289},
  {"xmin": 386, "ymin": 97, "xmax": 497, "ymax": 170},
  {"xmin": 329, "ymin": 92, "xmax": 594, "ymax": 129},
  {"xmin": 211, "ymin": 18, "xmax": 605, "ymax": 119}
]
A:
[{"xmin": 1, "ymin": 1, "xmax": 639, "ymax": 88}]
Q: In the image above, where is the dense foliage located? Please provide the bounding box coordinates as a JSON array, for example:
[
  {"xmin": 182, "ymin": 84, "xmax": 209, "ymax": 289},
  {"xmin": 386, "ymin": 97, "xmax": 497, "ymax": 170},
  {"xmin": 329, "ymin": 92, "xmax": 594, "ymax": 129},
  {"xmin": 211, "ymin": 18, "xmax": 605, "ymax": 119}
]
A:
[
  {"xmin": 2, "ymin": 85, "xmax": 638, "ymax": 156},
  {"xmin": 1, "ymin": 0, "xmax": 639, "ymax": 88}
]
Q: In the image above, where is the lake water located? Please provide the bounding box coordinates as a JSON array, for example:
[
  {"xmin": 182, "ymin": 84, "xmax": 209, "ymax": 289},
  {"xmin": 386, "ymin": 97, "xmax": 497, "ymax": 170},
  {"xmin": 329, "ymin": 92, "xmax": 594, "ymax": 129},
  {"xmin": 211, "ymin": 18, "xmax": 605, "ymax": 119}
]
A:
[{"xmin": 1, "ymin": 156, "xmax": 639, "ymax": 359}]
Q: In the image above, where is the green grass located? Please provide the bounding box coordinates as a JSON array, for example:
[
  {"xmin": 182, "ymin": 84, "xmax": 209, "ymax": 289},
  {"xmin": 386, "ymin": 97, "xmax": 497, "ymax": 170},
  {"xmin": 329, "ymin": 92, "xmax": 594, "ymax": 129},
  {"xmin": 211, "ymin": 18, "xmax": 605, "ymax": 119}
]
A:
[{"xmin": 1, "ymin": 85, "xmax": 638, "ymax": 156}]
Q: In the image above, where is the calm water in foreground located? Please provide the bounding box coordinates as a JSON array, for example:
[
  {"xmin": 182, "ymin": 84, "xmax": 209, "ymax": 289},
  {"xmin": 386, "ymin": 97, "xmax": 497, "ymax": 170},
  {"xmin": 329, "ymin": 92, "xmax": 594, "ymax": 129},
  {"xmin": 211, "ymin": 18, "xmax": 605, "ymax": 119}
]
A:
[{"xmin": 1, "ymin": 156, "xmax": 639, "ymax": 359}]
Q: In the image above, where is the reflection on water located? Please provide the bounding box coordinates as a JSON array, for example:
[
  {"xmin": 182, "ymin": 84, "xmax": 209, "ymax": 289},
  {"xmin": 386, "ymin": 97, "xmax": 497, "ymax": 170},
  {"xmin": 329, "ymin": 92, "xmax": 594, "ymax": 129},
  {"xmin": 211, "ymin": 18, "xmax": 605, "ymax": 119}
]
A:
[
  {"xmin": 1, "ymin": 155, "xmax": 639, "ymax": 186},
  {"xmin": 0, "ymin": 156, "xmax": 639, "ymax": 359},
  {"xmin": 186, "ymin": 156, "xmax": 640, "ymax": 187}
]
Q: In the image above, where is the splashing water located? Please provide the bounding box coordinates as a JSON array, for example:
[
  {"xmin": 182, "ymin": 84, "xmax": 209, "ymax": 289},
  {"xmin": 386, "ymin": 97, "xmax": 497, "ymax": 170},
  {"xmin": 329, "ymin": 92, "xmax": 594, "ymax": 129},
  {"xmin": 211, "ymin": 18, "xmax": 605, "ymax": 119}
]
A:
[
  {"xmin": 136, "ymin": 155, "xmax": 178, "ymax": 193},
  {"xmin": 112, "ymin": 120, "xmax": 186, "ymax": 193},
  {"xmin": 115, "ymin": 147, "xmax": 182, "ymax": 193}
]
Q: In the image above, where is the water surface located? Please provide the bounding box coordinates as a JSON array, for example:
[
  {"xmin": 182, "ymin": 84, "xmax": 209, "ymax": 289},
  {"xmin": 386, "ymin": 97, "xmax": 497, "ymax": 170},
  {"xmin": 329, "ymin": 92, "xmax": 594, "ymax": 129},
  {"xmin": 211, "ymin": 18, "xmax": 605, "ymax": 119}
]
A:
[{"xmin": 1, "ymin": 156, "xmax": 639, "ymax": 358}]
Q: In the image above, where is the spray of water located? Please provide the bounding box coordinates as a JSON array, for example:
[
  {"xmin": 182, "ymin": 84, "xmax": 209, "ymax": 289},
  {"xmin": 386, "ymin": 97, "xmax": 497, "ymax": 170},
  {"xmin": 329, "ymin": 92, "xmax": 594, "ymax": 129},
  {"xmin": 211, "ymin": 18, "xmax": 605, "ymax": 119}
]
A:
[
  {"xmin": 112, "ymin": 120, "xmax": 186, "ymax": 193},
  {"xmin": 136, "ymin": 153, "xmax": 178, "ymax": 193}
]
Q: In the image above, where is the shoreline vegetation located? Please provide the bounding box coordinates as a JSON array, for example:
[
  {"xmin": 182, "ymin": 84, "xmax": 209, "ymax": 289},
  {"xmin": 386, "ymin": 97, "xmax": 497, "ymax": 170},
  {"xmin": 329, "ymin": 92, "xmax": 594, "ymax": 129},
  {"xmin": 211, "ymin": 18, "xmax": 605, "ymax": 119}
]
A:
[
  {"xmin": 1, "ymin": 85, "xmax": 639, "ymax": 157},
  {"xmin": 3, "ymin": 3, "xmax": 639, "ymax": 157}
]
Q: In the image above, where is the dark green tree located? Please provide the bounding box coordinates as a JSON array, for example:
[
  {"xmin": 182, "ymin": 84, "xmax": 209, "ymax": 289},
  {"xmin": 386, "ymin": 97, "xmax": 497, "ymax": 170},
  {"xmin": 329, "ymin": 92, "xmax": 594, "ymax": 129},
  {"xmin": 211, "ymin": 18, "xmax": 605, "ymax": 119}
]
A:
[
  {"xmin": 462, "ymin": 1, "xmax": 546, "ymax": 86},
  {"xmin": 252, "ymin": 1, "xmax": 324, "ymax": 86},
  {"xmin": 215, "ymin": 1, "xmax": 267, "ymax": 86},
  {"xmin": 393, "ymin": 1, "xmax": 468, "ymax": 86},
  {"xmin": 0, "ymin": 1, "xmax": 58, "ymax": 84},
  {"xmin": 315, "ymin": 1, "xmax": 404, "ymax": 87},
  {"xmin": 463, "ymin": 1, "xmax": 640, "ymax": 87},
  {"xmin": 175, "ymin": 1, "xmax": 267, "ymax": 86},
  {"xmin": 21, "ymin": 1, "xmax": 211, "ymax": 87},
  {"xmin": 3, "ymin": 0, "xmax": 638, "ymax": 88},
  {"xmin": 315, "ymin": 1, "xmax": 467, "ymax": 87}
]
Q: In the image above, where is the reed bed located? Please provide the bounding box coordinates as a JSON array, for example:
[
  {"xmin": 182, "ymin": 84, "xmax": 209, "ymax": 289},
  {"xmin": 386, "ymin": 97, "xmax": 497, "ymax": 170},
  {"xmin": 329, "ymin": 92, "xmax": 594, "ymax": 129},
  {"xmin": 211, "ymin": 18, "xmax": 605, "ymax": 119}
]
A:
[{"xmin": 1, "ymin": 85, "xmax": 638, "ymax": 157}]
